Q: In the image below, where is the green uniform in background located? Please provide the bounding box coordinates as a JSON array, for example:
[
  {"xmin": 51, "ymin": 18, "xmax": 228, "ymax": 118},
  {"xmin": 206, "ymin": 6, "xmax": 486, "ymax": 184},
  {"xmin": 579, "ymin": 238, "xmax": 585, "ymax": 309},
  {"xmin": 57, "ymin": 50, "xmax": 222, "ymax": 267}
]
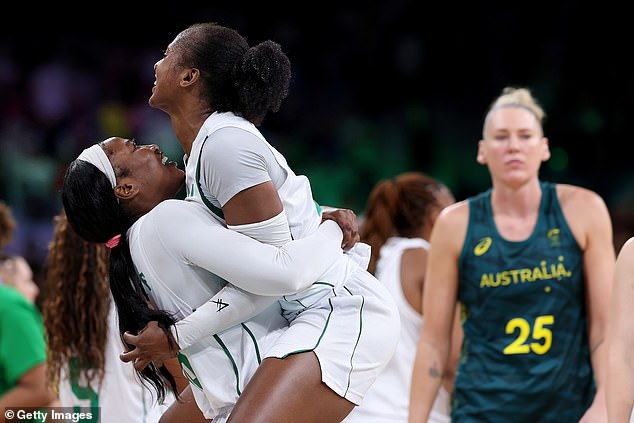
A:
[{"xmin": 0, "ymin": 284, "xmax": 46, "ymax": 395}]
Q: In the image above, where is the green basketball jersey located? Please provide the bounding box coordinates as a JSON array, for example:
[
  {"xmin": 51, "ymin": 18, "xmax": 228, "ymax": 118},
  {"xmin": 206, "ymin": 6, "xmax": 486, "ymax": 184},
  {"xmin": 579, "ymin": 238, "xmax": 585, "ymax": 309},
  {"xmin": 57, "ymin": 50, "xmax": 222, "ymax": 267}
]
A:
[{"xmin": 452, "ymin": 181, "xmax": 594, "ymax": 422}]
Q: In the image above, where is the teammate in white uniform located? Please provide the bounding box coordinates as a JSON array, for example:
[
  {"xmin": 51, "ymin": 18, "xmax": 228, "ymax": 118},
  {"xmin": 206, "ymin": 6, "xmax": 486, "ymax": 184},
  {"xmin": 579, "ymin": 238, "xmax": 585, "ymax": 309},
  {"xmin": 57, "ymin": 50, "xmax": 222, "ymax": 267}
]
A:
[
  {"xmin": 123, "ymin": 22, "xmax": 401, "ymax": 422},
  {"xmin": 127, "ymin": 197, "xmax": 347, "ymax": 421},
  {"xmin": 57, "ymin": 304, "xmax": 172, "ymax": 423},
  {"xmin": 345, "ymin": 172, "xmax": 457, "ymax": 423},
  {"xmin": 61, "ymin": 137, "xmax": 362, "ymax": 422},
  {"xmin": 344, "ymin": 238, "xmax": 450, "ymax": 423},
  {"xmin": 186, "ymin": 112, "xmax": 321, "ymax": 241},
  {"xmin": 42, "ymin": 211, "xmax": 176, "ymax": 423}
]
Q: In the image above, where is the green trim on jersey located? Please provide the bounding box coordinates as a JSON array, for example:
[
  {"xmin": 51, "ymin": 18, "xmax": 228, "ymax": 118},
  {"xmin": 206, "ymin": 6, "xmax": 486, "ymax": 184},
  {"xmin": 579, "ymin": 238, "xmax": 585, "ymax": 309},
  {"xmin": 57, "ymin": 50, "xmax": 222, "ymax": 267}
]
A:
[
  {"xmin": 195, "ymin": 135, "xmax": 224, "ymax": 220},
  {"xmin": 212, "ymin": 334, "xmax": 241, "ymax": 395},
  {"xmin": 194, "ymin": 135, "xmax": 323, "ymax": 223},
  {"xmin": 68, "ymin": 357, "xmax": 99, "ymax": 409},
  {"xmin": 240, "ymin": 323, "xmax": 262, "ymax": 364}
]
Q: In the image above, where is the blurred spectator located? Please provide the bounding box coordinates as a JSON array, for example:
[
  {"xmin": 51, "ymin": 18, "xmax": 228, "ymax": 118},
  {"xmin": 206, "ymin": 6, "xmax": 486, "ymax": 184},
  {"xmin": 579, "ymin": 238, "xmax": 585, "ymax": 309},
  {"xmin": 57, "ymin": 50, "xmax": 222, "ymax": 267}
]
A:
[
  {"xmin": 0, "ymin": 201, "xmax": 16, "ymax": 251},
  {"xmin": 0, "ymin": 202, "xmax": 54, "ymax": 422},
  {"xmin": 0, "ymin": 255, "xmax": 39, "ymax": 304},
  {"xmin": 0, "ymin": 200, "xmax": 40, "ymax": 303}
]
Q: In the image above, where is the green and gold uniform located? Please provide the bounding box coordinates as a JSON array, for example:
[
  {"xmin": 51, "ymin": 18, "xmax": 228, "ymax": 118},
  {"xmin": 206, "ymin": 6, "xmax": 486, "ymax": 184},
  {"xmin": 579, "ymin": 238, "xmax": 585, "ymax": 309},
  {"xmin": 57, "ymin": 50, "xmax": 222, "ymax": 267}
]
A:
[{"xmin": 453, "ymin": 181, "xmax": 594, "ymax": 422}]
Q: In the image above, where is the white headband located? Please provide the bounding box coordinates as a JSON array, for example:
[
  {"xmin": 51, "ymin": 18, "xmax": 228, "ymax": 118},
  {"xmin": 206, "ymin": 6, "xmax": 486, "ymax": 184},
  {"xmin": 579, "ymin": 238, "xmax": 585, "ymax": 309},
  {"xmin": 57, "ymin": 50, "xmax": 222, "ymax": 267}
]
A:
[{"xmin": 77, "ymin": 144, "xmax": 117, "ymax": 188}]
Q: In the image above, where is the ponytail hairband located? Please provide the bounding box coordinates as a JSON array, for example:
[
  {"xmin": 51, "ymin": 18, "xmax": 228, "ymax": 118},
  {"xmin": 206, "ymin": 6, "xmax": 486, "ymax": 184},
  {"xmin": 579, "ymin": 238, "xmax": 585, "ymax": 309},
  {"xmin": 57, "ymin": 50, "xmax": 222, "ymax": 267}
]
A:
[{"xmin": 105, "ymin": 234, "xmax": 121, "ymax": 249}]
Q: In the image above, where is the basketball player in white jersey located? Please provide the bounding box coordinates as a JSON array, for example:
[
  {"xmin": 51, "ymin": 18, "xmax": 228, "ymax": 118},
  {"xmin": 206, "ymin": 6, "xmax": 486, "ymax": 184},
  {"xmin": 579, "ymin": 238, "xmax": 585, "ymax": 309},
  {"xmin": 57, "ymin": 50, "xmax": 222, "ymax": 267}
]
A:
[
  {"xmin": 345, "ymin": 172, "xmax": 458, "ymax": 423},
  {"xmin": 117, "ymin": 21, "xmax": 402, "ymax": 422},
  {"xmin": 62, "ymin": 137, "xmax": 388, "ymax": 421}
]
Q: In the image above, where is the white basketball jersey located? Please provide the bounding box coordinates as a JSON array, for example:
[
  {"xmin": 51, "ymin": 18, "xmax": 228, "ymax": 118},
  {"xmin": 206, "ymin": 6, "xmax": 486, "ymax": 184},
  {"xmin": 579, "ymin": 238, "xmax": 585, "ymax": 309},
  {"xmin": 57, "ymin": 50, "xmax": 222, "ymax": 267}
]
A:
[
  {"xmin": 126, "ymin": 199, "xmax": 310, "ymax": 419},
  {"xmin": 344, "ymin": 237, "xmax": 450, "ymax": 423},
  {"xmin": 184, "ymin": 111, "xmax": 320, "ymax": 240},
  {"xmin": 57, "ymin": 302, "xmax": 171, "ymax": 423}
]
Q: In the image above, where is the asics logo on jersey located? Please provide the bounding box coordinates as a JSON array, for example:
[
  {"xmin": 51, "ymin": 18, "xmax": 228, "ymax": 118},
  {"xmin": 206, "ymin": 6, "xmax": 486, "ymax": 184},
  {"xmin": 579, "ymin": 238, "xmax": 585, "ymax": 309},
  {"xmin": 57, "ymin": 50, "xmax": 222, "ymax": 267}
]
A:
[
  {"xmin": 213, "ymin": 298, "xmax": 229, "ymax": 311},
  {"xmin": 474, "ymin": 237, "xmax": 492, "ymax": 256}
]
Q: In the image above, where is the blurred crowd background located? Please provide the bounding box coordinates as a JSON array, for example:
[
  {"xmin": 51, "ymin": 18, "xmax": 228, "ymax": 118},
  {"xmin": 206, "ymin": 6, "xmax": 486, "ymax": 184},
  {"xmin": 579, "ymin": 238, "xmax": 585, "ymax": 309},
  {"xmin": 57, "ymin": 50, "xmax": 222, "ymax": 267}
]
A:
[{"xmin": 1, "ymin": 3, "xmax": 633, "ymax": 276}]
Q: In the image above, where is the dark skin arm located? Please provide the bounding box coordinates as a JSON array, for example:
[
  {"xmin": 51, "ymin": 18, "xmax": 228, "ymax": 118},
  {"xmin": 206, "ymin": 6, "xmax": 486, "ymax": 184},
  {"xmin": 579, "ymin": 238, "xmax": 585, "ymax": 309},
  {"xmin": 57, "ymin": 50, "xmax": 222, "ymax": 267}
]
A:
[
  {"xmin": 120, "ymin": 207, "xmax": 360, "ymax": 369},
  {"xmin": 121, "ymin": 321, "xmax": 177, "ymax": 371},
  {"xmin": 163, "ymin": 356, "xmax": 189, "ymax": 395},
  {"xmin": 321, "ymin": 208, "xmax": 359, "ymax": 249},
  {"xmin": 159, "ymin": 385, "xmax": 210, "ymax": 423},
  {"xmin": 222, "ymin": 181, "xmax": 283, "ymax": 226},
  {"xmin": 222, "ymin": 181, "xmax": 358, "ymax": 249}
]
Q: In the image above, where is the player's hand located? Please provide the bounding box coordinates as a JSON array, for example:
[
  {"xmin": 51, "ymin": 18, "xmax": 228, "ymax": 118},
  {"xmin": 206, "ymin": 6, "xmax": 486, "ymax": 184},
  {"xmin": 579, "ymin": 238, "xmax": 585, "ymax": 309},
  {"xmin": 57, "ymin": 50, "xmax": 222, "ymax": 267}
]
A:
[
  {"xmin": 119, "ymin": 321, "xmax": 179, "ymax": 371},
  {"xmin": 321, "ymin": 208, "xmax": 360, "ymax": 250}
]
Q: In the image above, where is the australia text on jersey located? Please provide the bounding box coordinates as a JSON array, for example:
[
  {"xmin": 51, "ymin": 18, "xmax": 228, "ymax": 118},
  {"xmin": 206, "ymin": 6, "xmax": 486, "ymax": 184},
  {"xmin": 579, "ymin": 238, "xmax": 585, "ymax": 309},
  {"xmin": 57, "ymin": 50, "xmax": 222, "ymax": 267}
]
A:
[{"xmin": 479, "ymin": 256, "xmax": 572, "ymax": 288}]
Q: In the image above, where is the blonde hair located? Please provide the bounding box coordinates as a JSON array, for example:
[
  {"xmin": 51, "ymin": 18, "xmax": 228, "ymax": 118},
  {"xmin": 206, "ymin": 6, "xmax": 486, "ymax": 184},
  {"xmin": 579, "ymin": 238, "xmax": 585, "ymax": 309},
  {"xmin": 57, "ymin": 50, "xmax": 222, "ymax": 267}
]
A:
[{"xmin": 483, "ymin": 87, "xmax": 545, "ymax": 136}]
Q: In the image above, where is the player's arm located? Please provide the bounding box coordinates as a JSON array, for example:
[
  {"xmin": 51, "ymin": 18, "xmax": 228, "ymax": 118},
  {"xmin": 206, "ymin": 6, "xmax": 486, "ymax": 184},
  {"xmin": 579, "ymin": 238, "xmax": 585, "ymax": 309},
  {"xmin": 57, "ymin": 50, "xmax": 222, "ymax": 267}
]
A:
[
  {"xmin": 202, "ymin": 129, "xmax": 291, "ymax": 246},
  {"xmin": 223, "ymin": 180, "xmax": 284, "ymax": 229},
  {"xmin": 121, "ymin": 207, "xmax": 346, "ymax": 368},
  {"xmin": 171, "ymin": 214, "xmax": 345, "ymax": 342},
  {"xmin": 442, "ymin": 304, "xmax": 463, "ymax": 395},
  {"xmin": 171, "ymin": 208, "xmax": 359, "ymax": 349},
  {"xmin": 608, "ymin": 238, "xmax": 634, "ymax": 422},
  {"xmin": 177, "ymin": 214, "xmax": 343, "ymax": 295},
  {"xmin": 409, "ymin": 201, "xmax": 466, "ymax": 423},
  {"xmin": 562, "ymin": 185, "xmax": 614, "ymax": 422},
  {"xmin": 0, "ymin": 363, "xmax": 56, "ymax": 418},
  {"xmin": 0, "ymin": 306, "xmax": 55, "ymax": 414},
  {"xmin": 202, "ymin": 130, "xmax": 359, "ymax": 251}
]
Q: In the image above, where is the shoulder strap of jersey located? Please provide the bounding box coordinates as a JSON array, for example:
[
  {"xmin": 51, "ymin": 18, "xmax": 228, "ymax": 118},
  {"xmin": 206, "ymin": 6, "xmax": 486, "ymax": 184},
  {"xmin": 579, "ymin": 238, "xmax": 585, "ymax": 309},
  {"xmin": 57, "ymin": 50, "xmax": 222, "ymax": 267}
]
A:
[{"xmin": 195, "ymin": 135, "xmax": 224, "ymax": 220}]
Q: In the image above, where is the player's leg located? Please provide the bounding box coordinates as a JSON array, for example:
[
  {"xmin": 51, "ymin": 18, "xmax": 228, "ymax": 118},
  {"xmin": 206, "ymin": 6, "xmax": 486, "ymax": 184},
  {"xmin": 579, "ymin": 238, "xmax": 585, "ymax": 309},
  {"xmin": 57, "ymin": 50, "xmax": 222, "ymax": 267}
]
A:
[
  {"xmin": 159, "ymin": 386, "xmax": 210, "ymax": 423},
  {"xmin": 226, "ymin": 352, "xmax": 355, "ymax": 423}
]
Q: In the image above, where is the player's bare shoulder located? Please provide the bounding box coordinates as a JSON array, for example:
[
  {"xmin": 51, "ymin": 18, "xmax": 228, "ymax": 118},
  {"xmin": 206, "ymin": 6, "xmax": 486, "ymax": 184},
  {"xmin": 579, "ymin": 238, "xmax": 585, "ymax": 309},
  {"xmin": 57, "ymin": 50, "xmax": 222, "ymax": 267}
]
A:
[
  {"xmin": 436, "ymin": 199, "xmax": 469, "ymax": 225},
  {"xmin": 618, "ymin": 237, "xmax": 634, "ymax": 262},
  {"xmin": 556, "ymin": 183, "xmax": 609, "ymax": 216},
  {"xmin": 431, "ymin": 199, "xmax": 470, "ymax": 248},
  {"xmin": 555, "ymin": 183, "xmax": 611, "ymax": 247}
]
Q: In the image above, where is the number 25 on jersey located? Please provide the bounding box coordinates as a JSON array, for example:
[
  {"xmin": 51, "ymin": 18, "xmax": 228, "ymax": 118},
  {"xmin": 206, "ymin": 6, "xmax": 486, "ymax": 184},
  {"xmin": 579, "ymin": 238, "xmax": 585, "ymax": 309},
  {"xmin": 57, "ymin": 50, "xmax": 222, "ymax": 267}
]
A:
[{"xmin": 503, "ymin": 315, "xmax": 554, "ymax": 355}]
